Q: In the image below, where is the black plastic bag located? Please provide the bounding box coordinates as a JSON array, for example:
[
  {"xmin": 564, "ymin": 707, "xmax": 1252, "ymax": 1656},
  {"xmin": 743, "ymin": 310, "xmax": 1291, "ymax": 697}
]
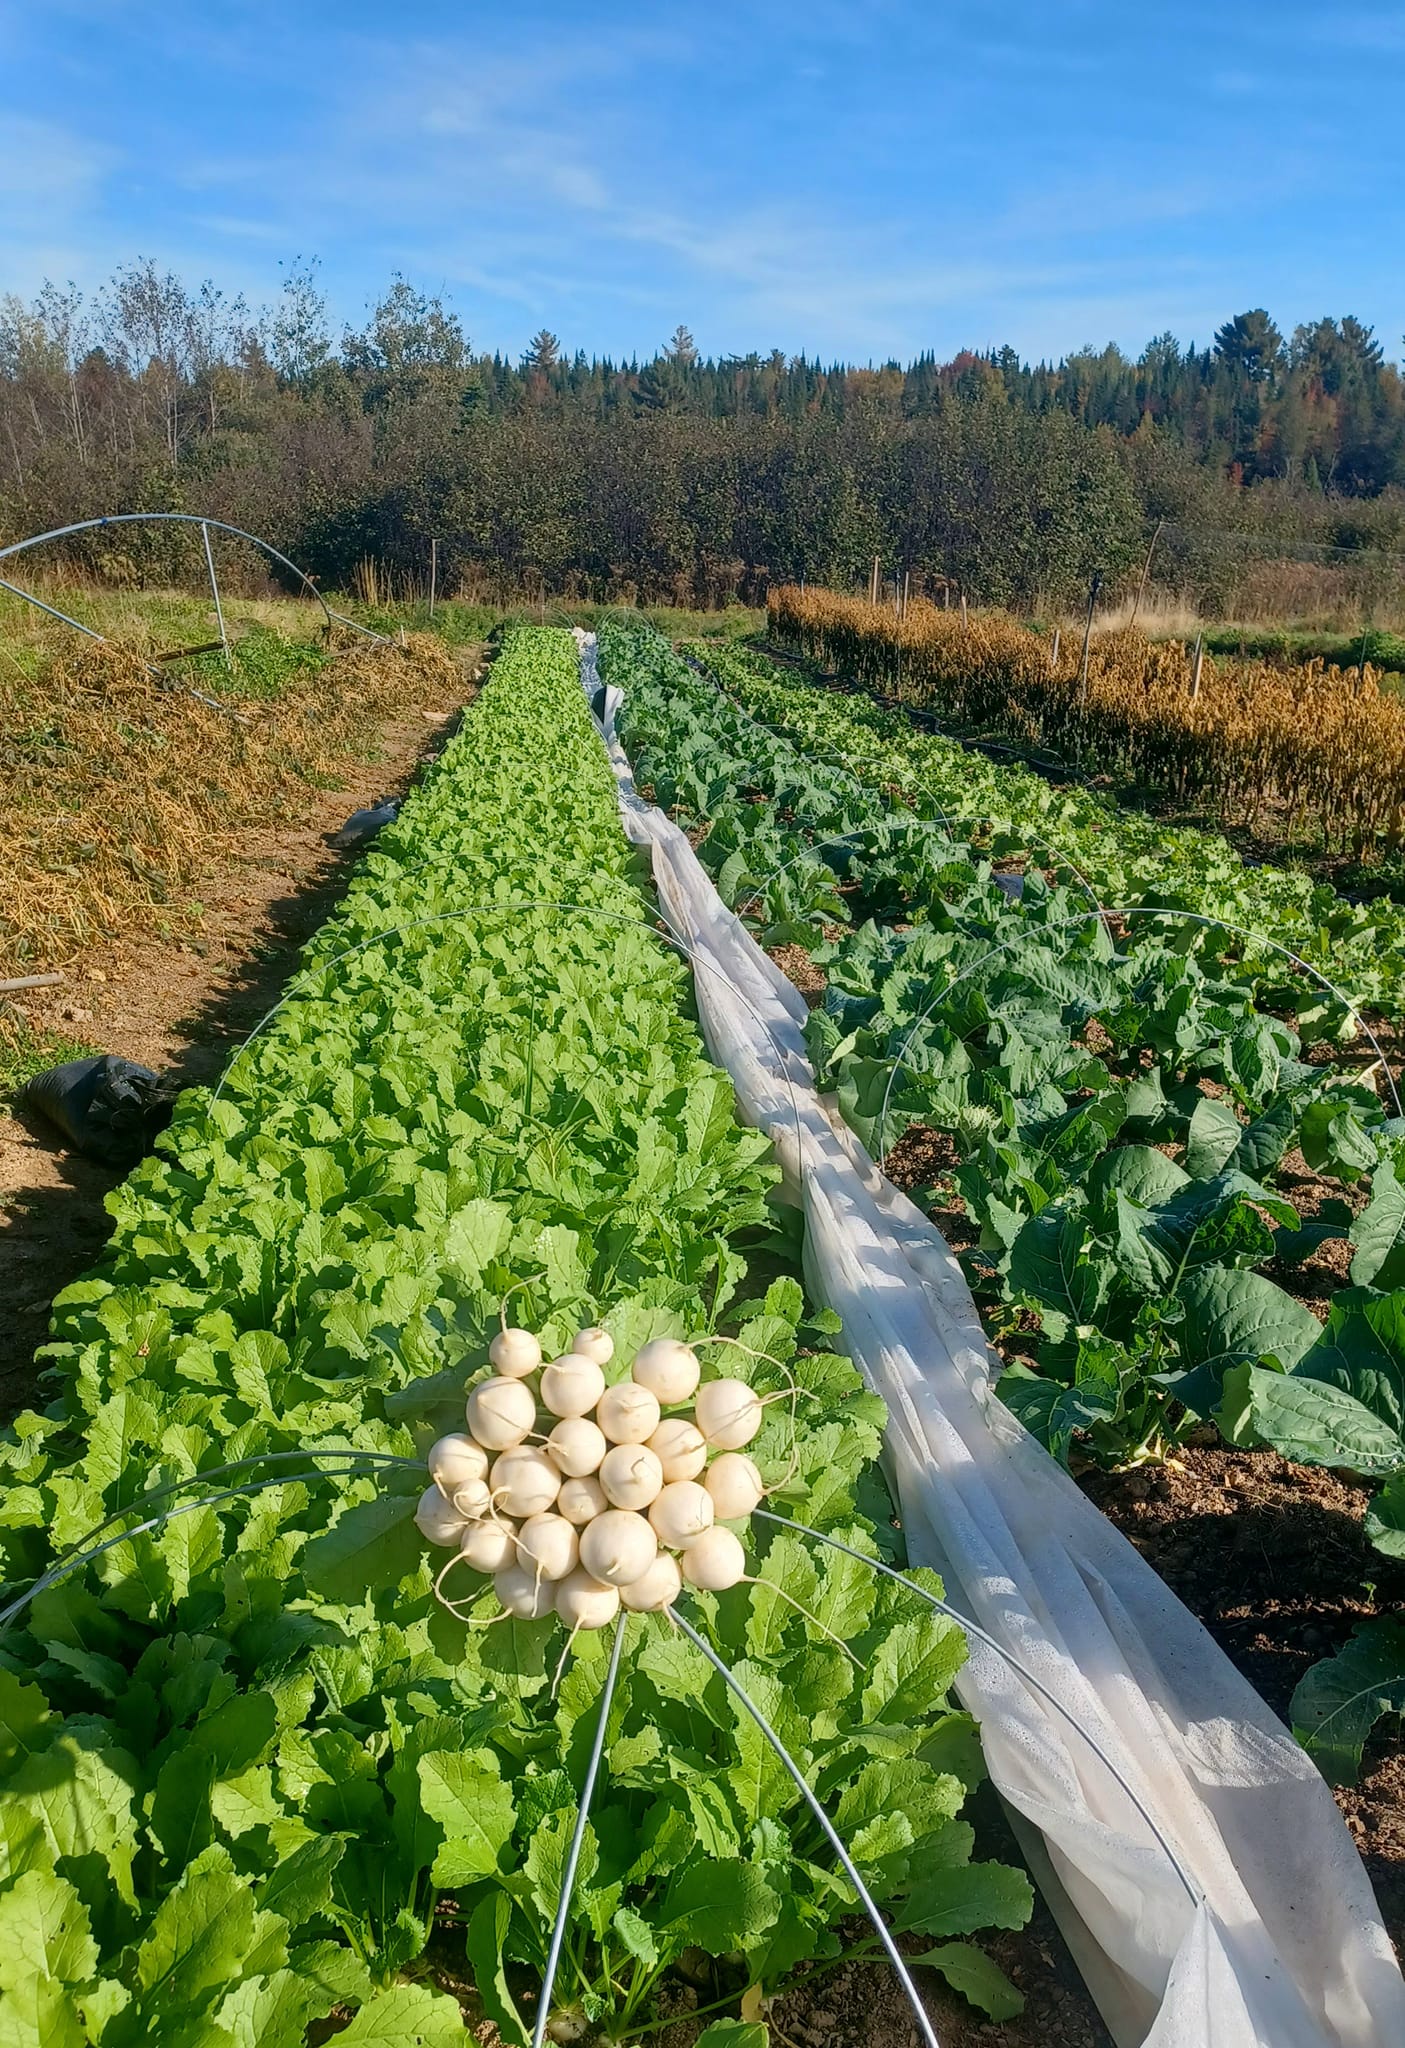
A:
[
  {"xmin": 328, "ymin": 797, "xmax": 398, "ymax": 850},
  {"xmin": 20, "ymin": 1054, "xmax": 175, "ymax": 1168}
]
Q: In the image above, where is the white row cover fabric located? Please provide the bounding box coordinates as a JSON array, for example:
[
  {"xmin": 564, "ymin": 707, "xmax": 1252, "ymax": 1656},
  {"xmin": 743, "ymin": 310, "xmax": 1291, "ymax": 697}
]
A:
[{"xmin": 576, "ymin": 632, "xmax": 1405, "ymax": 2048}]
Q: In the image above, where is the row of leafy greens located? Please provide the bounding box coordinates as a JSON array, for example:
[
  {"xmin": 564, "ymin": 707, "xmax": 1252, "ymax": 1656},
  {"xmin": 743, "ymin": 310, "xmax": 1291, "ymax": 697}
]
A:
[
  {"xmin": 601, "ymin": 620, "xmax": 1405, "ymax": 1784},
  {"xmin": 740, "ymin": 631, "xmax": 1405, "ymax": 1020},
  {"xmin": 0, "ymin": 625, "xmax": 1025, "ymax": 2047}
]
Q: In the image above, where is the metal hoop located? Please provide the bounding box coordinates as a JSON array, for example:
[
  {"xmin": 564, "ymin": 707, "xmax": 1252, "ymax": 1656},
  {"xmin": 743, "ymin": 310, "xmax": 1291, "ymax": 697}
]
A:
[{"xmin": 0, "ymin": 512, "xmax": 389, "ymax": 646}]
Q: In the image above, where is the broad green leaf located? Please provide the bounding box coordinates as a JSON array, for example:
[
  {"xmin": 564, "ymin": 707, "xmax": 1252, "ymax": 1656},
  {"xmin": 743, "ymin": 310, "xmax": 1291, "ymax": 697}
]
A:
[
  {"xmin": 216, "ymin": 1966, "xmax": 339, "ymax": 2048},
  {"xmin": 659, "ymin": 1858, "xmax": 781, "ymax": 1952},
  {"xmin": 302, "ymin": 1493, "xmax": 424, "ymax": 1603},
  {"xmin": 465, "ymin": 1894, "xmax": 528, "ymax": 2048},
  {"xmin": 417, "ymin": 1750, "xmax": 515, "ymax": 1885},
  {"xmin": 915, "ymin": 1940, "xmax": 1025, "ymax": 2019},
  {"xmin": 1006, "ymin": 1205, "xmax": 1107, "ymax": 1339},
  {"xmin": 1364, "ymin": 1473, "xmax": 1405, "ymax": 1558},
  {"xmin": 1291, "ymin": 1617, "xmax": 1405, "ymax": 1783},
  {"xmin": 334, "ymin": 1984, "xmax": 469, "ymax": 2045},
  {"xmin": 1172, "ymin": 1268, "xmax": 1321, "ymax": 1407},
  {"xmin": 1350, "ymin": 1164, "xmax": 1405, "ymax": 1290},
  {"xmin": 0, "ymin": 1871, "xmax": 97, "ymax": 1988},
  {"xmin": 132, "ymin": 1845, "xmax": 272, "ymax": 2016},
  {"xmin": 861, "ymin": 1616, "xmax": 966, "ymax": 1727},
  {"xmin": 1183, "ymin": 1100, "xmax": 1242, "ymax": 1180},
  {"xmin": 1242, "ymin": 1368, "xmax": 1404, "ymax": 1476},
  {"xmin": 893, "ymin": 1860, "xmax": 1033, "ymax": 1937},
  {"xmin": 1292, "ymin": 1293, "xmax": 1405, "ymax": 1442},
  {"xmin": 0, "ymin": 1670, "xmax": 53, "ymax": 1775},
  {"xmin": 252, "ymin": 1836, "xmax": 347, "ymax": 1928}
]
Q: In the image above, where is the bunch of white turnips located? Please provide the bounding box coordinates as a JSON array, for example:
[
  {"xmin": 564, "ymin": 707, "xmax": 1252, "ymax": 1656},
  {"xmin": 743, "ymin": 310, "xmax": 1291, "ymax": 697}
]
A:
[{"xmin": 415, "ymin": 1323, "xmax": 770, "ymax": 1631}]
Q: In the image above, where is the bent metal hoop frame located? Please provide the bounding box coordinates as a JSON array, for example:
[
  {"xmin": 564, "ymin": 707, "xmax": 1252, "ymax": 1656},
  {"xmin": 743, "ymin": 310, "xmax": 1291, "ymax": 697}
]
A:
[{"xmin": 0, "ymin": 511, "xmax": 390, "ymax": 667}]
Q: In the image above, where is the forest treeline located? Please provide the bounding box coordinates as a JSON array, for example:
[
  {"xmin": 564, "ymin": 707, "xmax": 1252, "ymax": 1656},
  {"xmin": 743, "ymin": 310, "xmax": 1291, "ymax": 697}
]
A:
[{"xmin": 3, "ymin": 263, "xmax": 1405, "ymax": 613}]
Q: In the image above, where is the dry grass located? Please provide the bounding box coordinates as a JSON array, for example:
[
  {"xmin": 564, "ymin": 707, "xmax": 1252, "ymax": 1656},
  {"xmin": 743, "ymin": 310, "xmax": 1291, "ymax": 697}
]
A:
[
  {"xmin": 0, "ymin": 627, "xmax": 461, "ymax": 975},
  {"xmin": 771, "ymin": 585, "xmax": 1405, "ymax": 859}
]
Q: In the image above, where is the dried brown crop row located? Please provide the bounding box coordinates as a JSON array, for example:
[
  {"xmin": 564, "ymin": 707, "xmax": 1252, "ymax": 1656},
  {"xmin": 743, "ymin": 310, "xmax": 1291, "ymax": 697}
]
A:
[
  {"xmin": 769, "ymin": 585, "xmax": 1405, "ymax": 860},
  {"xmin": 0, "ymin": 632, "xmax": 461, "ymax": 974}
]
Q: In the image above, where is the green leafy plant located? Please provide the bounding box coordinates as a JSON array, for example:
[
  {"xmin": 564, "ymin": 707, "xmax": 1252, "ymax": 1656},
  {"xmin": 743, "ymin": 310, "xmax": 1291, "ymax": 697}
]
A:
[{"xmin": 0, "ymin": 627, "xmax": 1024, "ymax": 2043}]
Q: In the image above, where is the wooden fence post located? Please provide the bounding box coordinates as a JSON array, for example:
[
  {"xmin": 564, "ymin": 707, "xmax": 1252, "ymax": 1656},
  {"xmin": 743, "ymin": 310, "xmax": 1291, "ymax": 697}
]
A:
[
  {"xmin": 1051, "ymin": 627, "xmax": 1061, "ymax": 670},
  {"xmin": 1190, "ymin": 632, "xmax": 1204, "ymax": 700},
  {"xmin": 1077, "ymin": 573, "xmax": 1103, "ymax": 706}
]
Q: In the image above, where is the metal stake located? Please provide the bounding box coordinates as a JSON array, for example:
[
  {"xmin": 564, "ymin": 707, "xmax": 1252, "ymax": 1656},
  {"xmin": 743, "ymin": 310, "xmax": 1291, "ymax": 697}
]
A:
[
  {"xmin": 532, "ymin": 1615, "xmax": 628, "ymax": 2048},
  {"xmin": 669, "ymin": 1606, "xmax": 941, "ymax": 2048},
  {"xmin": 201, "ymin": 520, "xmax": 231, "ymax": 669}
]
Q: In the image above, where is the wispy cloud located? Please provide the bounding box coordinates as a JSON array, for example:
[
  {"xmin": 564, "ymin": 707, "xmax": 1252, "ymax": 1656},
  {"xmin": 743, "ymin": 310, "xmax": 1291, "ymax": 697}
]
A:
[{"xmin": 0, "ymin": 3, "xmax": 1401, "ymax": 364}]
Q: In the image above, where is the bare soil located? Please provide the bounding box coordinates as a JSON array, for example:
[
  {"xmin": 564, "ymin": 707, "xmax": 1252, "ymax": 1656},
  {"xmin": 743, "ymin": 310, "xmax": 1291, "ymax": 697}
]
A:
[
  {"xmin": 1081, "ymin": 1445, "xmax": 1405, "ymax": 1956},
  {"xmin": 0, "ymin": 694, "xmax": 465, "ymax": 1419}
]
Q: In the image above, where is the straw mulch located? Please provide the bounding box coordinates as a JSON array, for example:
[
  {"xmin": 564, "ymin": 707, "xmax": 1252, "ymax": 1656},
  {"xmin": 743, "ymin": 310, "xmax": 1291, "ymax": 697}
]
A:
[{"xmin": 0, "ymin": 631, "xmax": 463, "ymax": 974}]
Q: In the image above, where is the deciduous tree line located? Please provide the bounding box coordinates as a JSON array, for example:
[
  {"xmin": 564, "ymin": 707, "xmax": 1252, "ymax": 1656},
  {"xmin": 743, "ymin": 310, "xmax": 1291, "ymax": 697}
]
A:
[{"xmin": 2, "ymin": 263, "xmax": 1403, "ymax": 610}]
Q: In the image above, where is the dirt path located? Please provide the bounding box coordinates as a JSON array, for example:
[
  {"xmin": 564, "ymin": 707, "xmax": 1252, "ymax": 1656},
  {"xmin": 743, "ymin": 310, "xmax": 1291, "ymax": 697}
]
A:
[{"xmin": 0, "ymin": 697, "xmax": 466, "ymax": 1419}]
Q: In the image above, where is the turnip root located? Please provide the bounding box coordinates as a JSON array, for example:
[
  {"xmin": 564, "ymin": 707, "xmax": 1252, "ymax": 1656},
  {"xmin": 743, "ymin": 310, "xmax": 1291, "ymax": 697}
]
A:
[
  {"xmin": 489, "ymin": 1327, "xmax": 542, "ymax": 1378},
  {"xmin": 619, "ymin": 1553, "xmax": 683, "ymax": 1612},
  {"xmin": 597, "ymin": 1382, "xmax": 661, "ymax": 1445},
  {"xmin": 648, "ymin": 1479, "xmax": 714, "ymax": 1549},
  {"xmin": 460, "ymin": 1517, "xmax": 518, "ymax": 1573},
  {"xmin": 554, "ymin": 1568, "xmax": 621, "ymax": 1630},
  {"xmin": 694, "ymin": 1377, "xmax": 763, "ymax": 1450},
  {"xmin": 495, "ymin": 1562, "xmax": 556, "ymax": 1618},
  {"xmin": 573, "ymin": 1325, "xmax": 614, "ymax": 1366},
  {"xmin": 428, "ymin": 1433, "xmax": 489, "ymax": 1497},
  {"xmin": 546, "ymin": 1416, "xmax": 608, "ymax": 1477},
  {"xmin": 599, "ymin": 1443, "xmax": 664, "ymax": 1510},
  {"xmin": 515, "ymin": 1512, "xmax": 580, "ymax": 1582},
  {"xmin": 648, "ymin": 1417, "xmax": 708, "ymax": 1482},
  {"xmin": 579, "ymin": 1509, "xmax": 658, "ymax": 1586},
  {"xmin": 540, "ymin": 1353, "xmax": 607, "ymax": 1419},
  {"xmin": 467, "ymin": 1375, "xmax": 537, "ymax": 1450},
  {"xmin": 703, "ymin": 1452, "xmax": 764, "ymax": 1519},
  {"xmin": 630, "ymin": 1337, "xmax": 700, "ymax": 1404},
  {"xmin": 415, "ymin": 1484, "xmax": 469, "ymax": 1547},
  {"xmin": 680, "ymin": 1524, "xmax": 747, "ymax": 1591},
  {"xmin": 557, "ymin": 1474, "xmax": 608, "ymax": 1525},
  {"xmin": 490, "ymin": 1445, "xmax": 561, "ymax": 1519}
]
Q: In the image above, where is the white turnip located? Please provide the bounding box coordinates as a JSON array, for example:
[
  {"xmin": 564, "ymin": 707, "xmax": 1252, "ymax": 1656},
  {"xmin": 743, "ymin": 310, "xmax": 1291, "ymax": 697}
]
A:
[
  {"xmin": 515, "ymin": 1512, "xmax": 580, "ymax": 1582},
  {"xmin": 556, "ymin": 1474, "xmax": 608, "ymax": 1525},
  {"xmin": 489, "ymin": 1445, "xmax": 561, "ymax": 1519},
  {"xmin": 599, "ymin": 1443, "xmax": 664, "ymax": 1511},
  {"xmin": 460, "ymin": 1517, "xmax": 518, "ymax": 1574},
  {"xmin": 572, "ymin": 1325, "xmax": 614, "ymax": 1366},
  {"xmin": 554, "ymin": 1568, "xmax": 621, "ymax": 1630},
  {"xmin": 694, "ymin": 1377, "xmax": 763, "ymax": 1450},
  {"xmin": 703, "ymin": 1452, "xmax": 764, "ymax": 1519},
  {"xmin": 680, "ymin": 1524, "xmax": 747, "ymax": 1591},
  {"xmin": 466, "ymin": 1375, "xmax": 537, "ymax": 1450},
  {"xmin": 579, "ymin": 1509, "xmax": 658, "ymax": 1587},
  {"xmin": 597, "ymin": 1382, "xmax": 661, "ymax": 1445},
  {"xmin": 648, "ymin": 1479, "xmax": 714, "ymax": 1549},
  {"xmin": 648, "ymin": 1417, "xmax": 707, "ymax": 1483},
  {"xmin": 546, "ymin": 1416, "xmax": 607, "ymax": 1477},
  {"xmin": 630, "ymin": 1337, "xmax": 700, "ymax": 1405},
  {"xmin": 415, "ymin": 1484, "xmax": 468, "ymax": 1547},
  {"xmin": 618, "ymin": 1553, "xmax": 683, "ymax": 1612},
  {"xmin": 488, "ymin": 1327, "xmax": 542, "ymax": 1378},
  {"xmin": 495, "ymin": 1562, "xmax": 555, "ymax": 1619},
  {"xmin": 540, "ymin": 1353, "xmax": 606, "ymax": 1419}
]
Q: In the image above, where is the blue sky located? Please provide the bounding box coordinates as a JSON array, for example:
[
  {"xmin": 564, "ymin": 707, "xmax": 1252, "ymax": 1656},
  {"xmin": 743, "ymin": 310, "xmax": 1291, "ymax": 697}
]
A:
[{"xmin": 1, "ymin": 0, "xmax": 1403, "ymax": 366}]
